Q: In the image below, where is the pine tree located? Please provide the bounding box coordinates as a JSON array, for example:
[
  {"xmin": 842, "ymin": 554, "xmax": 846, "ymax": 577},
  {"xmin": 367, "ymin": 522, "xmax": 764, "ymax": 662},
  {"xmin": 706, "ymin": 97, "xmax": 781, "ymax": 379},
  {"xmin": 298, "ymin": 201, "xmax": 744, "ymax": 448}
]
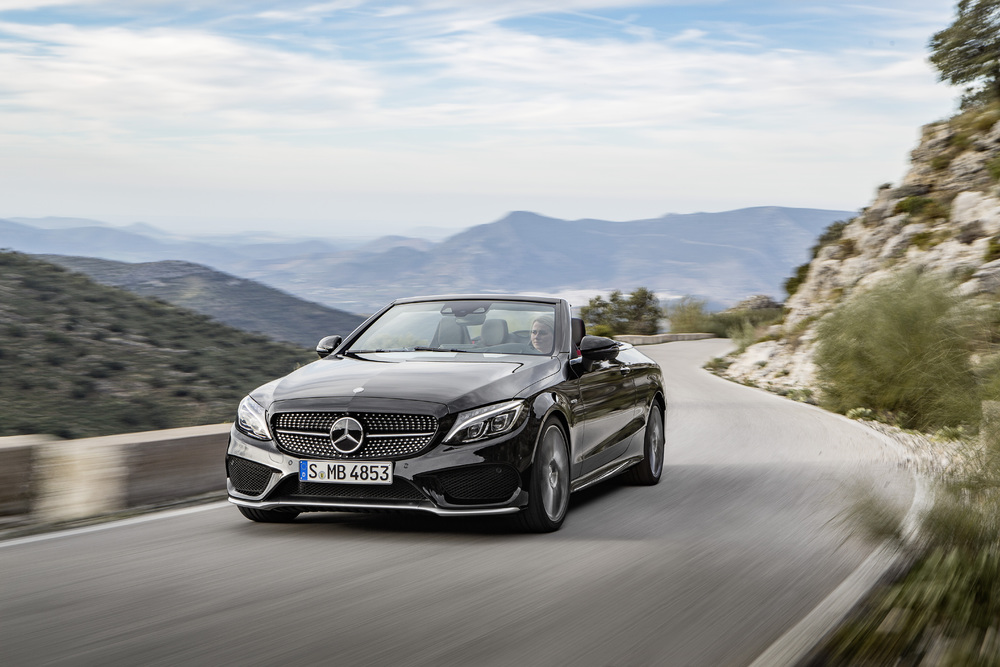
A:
[{"xmin": 929, "ymin": 0, "xmax": 1000, "ymax": 108}]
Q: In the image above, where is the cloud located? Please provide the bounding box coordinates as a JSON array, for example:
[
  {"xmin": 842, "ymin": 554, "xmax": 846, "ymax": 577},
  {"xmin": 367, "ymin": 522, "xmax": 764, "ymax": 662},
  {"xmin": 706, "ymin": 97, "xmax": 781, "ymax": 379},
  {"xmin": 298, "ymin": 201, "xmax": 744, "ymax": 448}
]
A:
[
  {"xmin": 0, "ymin": 20, "xmax": 383, "ymax": 136},
  {"xmin": 0, "ymin": 0, "xmax": 962, "ymax": 230}
]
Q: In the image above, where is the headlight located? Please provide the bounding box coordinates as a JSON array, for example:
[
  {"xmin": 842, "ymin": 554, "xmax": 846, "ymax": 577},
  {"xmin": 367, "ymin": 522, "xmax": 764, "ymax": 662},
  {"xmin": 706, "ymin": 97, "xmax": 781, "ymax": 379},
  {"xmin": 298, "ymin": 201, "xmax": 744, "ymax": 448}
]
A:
[
  {"xmin": 444, "ymin": 400, "xmax": 526, "ymax": 444},
  {"xmin": 236, "ymin": 395, "xmax": 272, "ymax": 441}
]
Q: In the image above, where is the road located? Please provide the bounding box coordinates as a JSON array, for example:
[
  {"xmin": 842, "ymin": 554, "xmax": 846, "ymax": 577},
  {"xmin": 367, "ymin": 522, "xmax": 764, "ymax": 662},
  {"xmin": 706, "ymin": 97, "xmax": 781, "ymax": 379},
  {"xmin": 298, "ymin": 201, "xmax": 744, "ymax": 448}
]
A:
[{"xmin": 0, "ymin": 339, "xmax": 915, "ymax": 666}]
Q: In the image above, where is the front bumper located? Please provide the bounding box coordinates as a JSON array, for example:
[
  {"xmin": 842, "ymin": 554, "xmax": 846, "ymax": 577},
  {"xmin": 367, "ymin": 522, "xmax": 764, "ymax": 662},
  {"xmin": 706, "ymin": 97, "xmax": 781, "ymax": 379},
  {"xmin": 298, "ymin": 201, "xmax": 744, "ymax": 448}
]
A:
[{"xmin": 226, "ymin": 422, "xmax": 534, "ymax": 516}]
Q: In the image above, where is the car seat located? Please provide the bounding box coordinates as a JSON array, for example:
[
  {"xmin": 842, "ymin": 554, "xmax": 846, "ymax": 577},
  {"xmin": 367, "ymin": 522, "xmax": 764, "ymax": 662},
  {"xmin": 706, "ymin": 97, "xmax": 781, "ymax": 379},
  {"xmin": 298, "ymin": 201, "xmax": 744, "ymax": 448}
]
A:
[{"xmin": 481, "ymin": 319, "xmax": 509, "ymax": 346}]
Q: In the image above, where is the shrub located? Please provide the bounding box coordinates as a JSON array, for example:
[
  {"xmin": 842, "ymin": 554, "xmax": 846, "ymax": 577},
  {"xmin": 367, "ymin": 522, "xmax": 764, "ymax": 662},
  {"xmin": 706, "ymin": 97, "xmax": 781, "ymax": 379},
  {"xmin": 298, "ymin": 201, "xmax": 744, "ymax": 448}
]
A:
[
  {"xmin": 931, "ymin": 154, "xmax": 953, "ymax": 170},
  {"xmin": 810, "ymin": 219, "xmax": 850, "ymax": 258},
  {"xmin": 581, "ymin": 288, "xmax": 662, "ymax": 336},
  {"xmin": 894, "ymin": 196, "xmax": 948, "ymax": 219},
  {"xmin": 703, "ymin": 357, "xmax": 731, "ymax": 371},
  {"xmin": 784, "ymin": 263, "xmax": 810, "ymax": 298},
  {"xmin": 950, "ymin": 131, "xmax": 973, "ymax": 149},
  {"xmin": 728, "ymin": 320, "xmax": 758, "ymax": 353},
  {"xmin": 910, "ymin": 230, "xmax": 948, "ymax": 250},
  {"xmin": 588, "ymin": 323, "xmax": 615, "ymax": 338},
  {"xmin": 986, "ymin": 236, "xmax": 1000, "ymax": 263},
  {"xmin": 815, "ymin": 270, "xmax": 979, "ymax": 431},
  {"xmin": 665, "ymin": 296, "xmax": 714, "ymax": 334},
  {"xmin": 988, "ymin": 155, "xmax": 1000, "ymax": 182},
  {"xmin": 974, "ymin": 107, "xmax": 1000, "ymax": 132},
  {"xmin": 836, "ymin": 238, "xmax": 859, "ymax": 258}
]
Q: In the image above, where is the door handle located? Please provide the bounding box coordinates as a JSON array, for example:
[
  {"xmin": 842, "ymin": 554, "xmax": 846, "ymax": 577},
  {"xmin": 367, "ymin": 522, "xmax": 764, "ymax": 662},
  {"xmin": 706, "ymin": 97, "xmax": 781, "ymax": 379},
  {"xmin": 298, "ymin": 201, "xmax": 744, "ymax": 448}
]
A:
[{"xmin": 619, "ymin": 365, "xmax": 632, "ymax": 375}]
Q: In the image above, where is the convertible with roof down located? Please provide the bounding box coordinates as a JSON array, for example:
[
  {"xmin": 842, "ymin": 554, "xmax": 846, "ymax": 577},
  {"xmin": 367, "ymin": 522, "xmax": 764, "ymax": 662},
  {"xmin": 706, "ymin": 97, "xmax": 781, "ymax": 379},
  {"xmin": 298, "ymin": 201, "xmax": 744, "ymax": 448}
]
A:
[{"xmin": 226, "ymin": 294, "xmax": 665, "ymax": 532}]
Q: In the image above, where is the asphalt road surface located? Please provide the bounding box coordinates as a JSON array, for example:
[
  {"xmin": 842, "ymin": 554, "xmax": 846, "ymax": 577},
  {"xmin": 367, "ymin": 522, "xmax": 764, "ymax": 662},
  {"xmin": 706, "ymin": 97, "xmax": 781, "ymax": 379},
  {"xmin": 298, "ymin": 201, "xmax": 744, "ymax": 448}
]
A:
[{"xmin": 1, "ymin": 339, "xmax": 915, "ymax": 666}]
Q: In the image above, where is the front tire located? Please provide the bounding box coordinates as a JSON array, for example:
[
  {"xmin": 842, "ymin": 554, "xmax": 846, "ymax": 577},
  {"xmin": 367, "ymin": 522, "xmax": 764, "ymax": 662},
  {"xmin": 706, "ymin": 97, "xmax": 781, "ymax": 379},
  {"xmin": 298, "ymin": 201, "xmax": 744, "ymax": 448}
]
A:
[
  {"xmin": 625, "ymin": 403, "xmax": 664, "ymax": 486},
  {"xmin": 518, "ymin": 418, "xmax": 570, "ymax": 533},
  {"xmin": 237, "ymin": 505, "xmax": 300, "ymax": 523}
]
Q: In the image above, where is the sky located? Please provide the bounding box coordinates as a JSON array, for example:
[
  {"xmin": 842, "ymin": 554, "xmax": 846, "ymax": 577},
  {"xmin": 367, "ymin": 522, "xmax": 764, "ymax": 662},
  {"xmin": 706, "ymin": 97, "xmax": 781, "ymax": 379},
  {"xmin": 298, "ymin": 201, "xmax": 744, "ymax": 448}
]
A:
[{"xmin": 0, "ymin": 0, "xmax": 961, "ymax": 238}]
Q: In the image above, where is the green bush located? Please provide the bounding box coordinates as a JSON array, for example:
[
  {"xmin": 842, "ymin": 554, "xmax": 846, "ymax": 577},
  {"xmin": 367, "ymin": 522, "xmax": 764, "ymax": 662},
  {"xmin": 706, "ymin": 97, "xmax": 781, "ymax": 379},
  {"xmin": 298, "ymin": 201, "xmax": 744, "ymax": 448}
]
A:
[
  {"xmin": 815, "ymin": 270, "xmax": 979, "ymax": 431},
  {"xmin": 894, "ymin": 196, "xmax": 949, "ymax": 219},
  {"xmin": 728, "ymin": 320, "xmax": 758, "ymax": 353},
  {"xmin": 810, "ymin": 219, "xmax": 850, "ymax": 258},
  {"xmin": 988, "ymin": 155, "xmax": 1000, "ymax": 182},
  {"xmin": 581, "ymin": 287, "xmax": 662, "ymax": 336},
  {"xmin": 985, "ymin": 236, "xmax": 1000, "ymax": 263},
  {"xmin": 665, "ymin": 296, "xmax": 714, "ymax": 334},
  {"xmin": 784, "ymin": 263, "xmax": 810, "ymax": 298},
  {"xmin": 950, "ymin": 131, "xmax": 973, "ymax": 149},
  {"xmin": 703, "ymin": 357, "xmax": 731, "ymax": 371},
  {"xmin": 931, "ymin": 154, "xmax": 953, "ymax": 170},
  {"xmin": 910, "ymin": 230, "xmax": 948, "ymax": 250}
]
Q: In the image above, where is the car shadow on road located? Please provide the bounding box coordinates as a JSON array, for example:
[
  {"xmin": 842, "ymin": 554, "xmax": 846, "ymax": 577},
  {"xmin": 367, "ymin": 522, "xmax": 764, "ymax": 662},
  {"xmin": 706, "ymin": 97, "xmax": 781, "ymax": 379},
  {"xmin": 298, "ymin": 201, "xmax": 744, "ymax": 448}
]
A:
[{"xmin": 269, "ymin": 477, "xmax": 637, "ymax": 537}]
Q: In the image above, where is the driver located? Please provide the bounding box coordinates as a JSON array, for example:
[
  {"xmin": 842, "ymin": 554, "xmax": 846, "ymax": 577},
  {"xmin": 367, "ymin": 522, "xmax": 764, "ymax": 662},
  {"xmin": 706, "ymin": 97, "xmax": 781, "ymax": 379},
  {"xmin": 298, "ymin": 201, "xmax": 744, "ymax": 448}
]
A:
[{"xmin": 530, "ymin": 315, "xmax": 554, "ymax": 354}]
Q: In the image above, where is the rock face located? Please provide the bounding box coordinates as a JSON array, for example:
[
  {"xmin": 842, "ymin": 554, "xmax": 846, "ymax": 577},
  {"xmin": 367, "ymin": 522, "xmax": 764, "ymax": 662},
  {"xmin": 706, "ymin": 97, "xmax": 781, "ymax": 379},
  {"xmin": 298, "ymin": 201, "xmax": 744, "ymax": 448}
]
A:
[{"xmin": 723, "ymin": 106, "xmax": 1000, "ymax": 394}]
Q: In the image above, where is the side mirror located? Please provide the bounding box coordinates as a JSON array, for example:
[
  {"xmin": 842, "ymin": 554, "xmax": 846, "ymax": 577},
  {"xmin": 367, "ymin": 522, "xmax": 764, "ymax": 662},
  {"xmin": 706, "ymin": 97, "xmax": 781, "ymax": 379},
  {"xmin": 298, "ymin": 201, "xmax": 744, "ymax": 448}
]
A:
[
  {"xmin": 579, "ymin": 335, "xmax": 620, "ymax": 362},
  {"xmin": 316, "ymin": 335, "xmax": 342, "ymax": 359}
]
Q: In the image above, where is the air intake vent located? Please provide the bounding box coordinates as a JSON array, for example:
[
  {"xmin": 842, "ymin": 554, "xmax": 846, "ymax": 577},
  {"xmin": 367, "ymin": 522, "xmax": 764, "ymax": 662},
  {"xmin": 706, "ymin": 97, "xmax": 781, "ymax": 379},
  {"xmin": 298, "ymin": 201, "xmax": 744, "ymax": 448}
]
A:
[
  {"xmin": 434, "ymin": 465, "xmax": 521, "ymax": 504},
  {"xmin": 227, "ymin": 456, "xmax": 277, "ymax": 496}
]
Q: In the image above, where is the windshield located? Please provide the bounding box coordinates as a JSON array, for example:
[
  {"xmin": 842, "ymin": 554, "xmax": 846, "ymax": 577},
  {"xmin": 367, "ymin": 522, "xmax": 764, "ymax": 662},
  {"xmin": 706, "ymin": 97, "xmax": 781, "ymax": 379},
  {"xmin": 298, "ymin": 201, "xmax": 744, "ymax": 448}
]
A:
[{"xmin": 348, "ymin": 300, "xmax": 558, "ymax": 356}]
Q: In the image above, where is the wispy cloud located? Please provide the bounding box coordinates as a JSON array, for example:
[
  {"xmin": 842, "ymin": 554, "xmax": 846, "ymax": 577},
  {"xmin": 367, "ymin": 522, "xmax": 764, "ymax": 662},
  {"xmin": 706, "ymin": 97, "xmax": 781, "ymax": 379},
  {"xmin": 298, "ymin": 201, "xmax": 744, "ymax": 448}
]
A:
[{"xmin": 0, "ymin": 1, "xmax": 961, "ymax": 231}]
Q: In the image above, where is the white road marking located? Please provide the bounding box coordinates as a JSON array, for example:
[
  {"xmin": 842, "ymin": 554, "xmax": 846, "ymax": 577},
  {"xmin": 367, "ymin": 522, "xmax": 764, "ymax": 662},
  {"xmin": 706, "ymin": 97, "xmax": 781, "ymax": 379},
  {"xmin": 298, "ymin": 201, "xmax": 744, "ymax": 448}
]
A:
[
  {"xmin": 749, "ymin": 472, "xmax": 932, "ymax": 666},
  {"xmin": 0, "ymin": 501, "xmax": 230, "ymax": 549}
]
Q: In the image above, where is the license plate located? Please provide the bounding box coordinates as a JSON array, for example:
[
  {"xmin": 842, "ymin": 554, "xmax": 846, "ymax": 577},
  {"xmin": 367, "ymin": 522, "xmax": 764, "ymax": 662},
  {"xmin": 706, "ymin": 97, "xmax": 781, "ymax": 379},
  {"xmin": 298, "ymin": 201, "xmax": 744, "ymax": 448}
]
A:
[{"xmin": 298, "ymin": 460, "xmax": 393, "ymax": 485}]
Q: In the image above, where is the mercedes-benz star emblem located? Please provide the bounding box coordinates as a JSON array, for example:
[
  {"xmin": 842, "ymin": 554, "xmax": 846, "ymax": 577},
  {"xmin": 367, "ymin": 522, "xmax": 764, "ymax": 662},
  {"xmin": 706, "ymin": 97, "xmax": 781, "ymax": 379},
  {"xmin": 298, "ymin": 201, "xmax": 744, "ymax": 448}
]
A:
[{"xmin": 330, "ymin": 416, "xmax": 365, "ymax": 454}]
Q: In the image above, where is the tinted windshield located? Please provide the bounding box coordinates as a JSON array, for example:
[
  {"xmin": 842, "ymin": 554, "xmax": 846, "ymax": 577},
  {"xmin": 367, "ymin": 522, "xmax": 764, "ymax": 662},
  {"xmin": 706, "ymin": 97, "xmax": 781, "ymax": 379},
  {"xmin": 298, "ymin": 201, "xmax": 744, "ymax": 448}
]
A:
[{"xmin": 349, "ymin": 300, "xmax": 558, "ymax": 356}]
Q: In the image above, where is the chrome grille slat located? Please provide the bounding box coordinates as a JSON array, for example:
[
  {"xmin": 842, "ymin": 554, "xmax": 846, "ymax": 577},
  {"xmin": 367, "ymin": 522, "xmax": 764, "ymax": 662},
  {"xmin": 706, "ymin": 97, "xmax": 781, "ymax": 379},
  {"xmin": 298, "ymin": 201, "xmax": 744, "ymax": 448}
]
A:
[{"xmin": 273, "ymin": 411, "xmax": 438, "ymax": 460}]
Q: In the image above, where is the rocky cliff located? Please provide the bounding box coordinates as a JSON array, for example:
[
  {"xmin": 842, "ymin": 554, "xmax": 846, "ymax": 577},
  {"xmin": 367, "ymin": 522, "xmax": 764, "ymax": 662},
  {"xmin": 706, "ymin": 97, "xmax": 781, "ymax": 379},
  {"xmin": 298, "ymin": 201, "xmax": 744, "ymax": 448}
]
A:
[{"xmin": 723, "ymin": 104, "xmax": 1000, "ymax": 394}]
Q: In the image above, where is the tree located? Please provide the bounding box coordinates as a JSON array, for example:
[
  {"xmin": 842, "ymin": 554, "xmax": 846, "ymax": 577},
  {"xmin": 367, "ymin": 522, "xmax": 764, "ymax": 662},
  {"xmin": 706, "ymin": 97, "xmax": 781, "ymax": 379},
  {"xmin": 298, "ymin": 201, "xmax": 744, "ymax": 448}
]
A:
[
  {"xmin": 580, "ymin": 287, "xmax": 662, "ymax": 336},
  {"xmin": 621, "ymin": 287, "xmax": 661, "ymax": 335},
  {"xmin": 930, "ymin": 0, "xmax": 1000, "ymax": 108}
]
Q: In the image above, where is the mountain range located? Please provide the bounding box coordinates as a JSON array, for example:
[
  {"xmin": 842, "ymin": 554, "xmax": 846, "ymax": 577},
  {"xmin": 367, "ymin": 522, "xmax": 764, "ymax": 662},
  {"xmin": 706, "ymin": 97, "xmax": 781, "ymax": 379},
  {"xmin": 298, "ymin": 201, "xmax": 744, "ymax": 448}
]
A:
[{"xmin": 2, "ymin": 207, "xmax": 854, "ymax": 312}]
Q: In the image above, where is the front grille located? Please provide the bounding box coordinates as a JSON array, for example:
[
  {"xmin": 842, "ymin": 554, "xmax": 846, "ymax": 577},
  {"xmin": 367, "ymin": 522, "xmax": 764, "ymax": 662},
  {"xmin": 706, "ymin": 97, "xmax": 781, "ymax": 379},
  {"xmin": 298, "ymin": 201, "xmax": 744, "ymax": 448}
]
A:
[
  {"xmin": 227, "ymin": 456, "xmax": 277, "ymax": 496},
  {"xmin": 269, "ymin": 476, "xmax": 425, "ymax": 502},
  {"xmin": 434, "ymin": 465, "xmax": 521, "ymax": 504},
  {"xmin": 272, "ymin": 412, "xmax": 438, "ymax": 460}
]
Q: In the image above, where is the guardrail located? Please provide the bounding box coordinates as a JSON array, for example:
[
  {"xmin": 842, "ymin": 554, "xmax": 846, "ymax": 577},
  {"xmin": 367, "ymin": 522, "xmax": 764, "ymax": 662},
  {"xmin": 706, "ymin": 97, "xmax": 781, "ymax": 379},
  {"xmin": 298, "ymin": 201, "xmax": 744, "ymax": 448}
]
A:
[
  {"xmin": 0, "ymin": 424, "xmax": 231, "ymax": 530},
  {"xmin": 615, "ymin": 332, "xmax": 715, "ymax": 345}
]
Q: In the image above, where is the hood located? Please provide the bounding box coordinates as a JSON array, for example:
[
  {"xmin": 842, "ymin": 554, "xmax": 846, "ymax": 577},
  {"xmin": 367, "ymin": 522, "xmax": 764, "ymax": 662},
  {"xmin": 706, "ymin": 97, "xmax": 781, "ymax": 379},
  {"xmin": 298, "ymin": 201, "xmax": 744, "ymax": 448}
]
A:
[{"xmin": 254, "ymin": 353, "xmax": 558, "ymax": 412}]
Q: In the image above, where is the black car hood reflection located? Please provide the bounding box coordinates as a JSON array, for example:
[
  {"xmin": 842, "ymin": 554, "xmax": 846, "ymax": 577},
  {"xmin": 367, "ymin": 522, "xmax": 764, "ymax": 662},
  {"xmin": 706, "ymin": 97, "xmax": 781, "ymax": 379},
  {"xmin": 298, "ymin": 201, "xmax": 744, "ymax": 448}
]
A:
[{"xmin": 261, "ymin": 352, "xmax": 559, "ymax": 412}]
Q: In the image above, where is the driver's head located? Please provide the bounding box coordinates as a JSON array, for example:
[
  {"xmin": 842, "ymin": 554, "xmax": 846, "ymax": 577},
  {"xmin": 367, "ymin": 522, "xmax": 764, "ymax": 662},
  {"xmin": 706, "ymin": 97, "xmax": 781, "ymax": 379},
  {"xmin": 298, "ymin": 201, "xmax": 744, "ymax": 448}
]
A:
[{"xmin": 530, "ymin": 315, "xmax": 554, "ymax": 353}]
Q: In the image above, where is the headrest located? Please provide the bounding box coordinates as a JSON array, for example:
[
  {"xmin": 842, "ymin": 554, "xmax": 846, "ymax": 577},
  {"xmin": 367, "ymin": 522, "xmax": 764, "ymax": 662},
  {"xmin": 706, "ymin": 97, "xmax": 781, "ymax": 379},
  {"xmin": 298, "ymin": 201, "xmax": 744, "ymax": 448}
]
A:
[
  {"xmin": 571, "ymin": 317, "xmax": 586, "ymax": 347},
  {"xmin": 481, "ymin": 318, "xmax": 509, "ymax": 346}
]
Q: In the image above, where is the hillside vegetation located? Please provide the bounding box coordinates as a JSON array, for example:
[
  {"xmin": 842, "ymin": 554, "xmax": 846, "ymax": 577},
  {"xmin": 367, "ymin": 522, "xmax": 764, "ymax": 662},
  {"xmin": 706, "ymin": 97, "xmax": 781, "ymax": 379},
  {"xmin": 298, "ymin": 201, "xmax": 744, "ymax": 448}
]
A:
[
  {"xmin": 0, "ymin": 251, "xmax": 313, "ymax": 439},
  {"xmin": 37, "ymin": 255, "xmax": 366, "ymax": 347}
]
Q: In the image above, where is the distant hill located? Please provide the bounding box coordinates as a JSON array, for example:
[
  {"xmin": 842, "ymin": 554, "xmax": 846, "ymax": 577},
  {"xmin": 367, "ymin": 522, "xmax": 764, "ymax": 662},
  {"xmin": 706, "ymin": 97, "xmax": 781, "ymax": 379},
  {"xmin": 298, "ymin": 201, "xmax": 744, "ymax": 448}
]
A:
[
  {"xmin": 222, "ymin": 207, "xmax": 855, "ymax": 311},
  {"xmin": 36, "ymin": 255, "xmax": 366, "ymax": 347},
  {"xmin": 1, "ymin": 207, "xmax": 855, "ymax": 312},
  {"xmin": 0, "ymin": 251, "xmax": 314, "ymax": 439}
]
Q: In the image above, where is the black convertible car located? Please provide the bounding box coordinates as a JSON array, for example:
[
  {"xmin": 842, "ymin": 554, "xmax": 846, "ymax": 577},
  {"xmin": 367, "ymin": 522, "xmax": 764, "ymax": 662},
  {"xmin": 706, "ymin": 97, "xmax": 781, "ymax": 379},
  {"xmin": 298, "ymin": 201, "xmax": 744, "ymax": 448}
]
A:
[{"xmin": 227, "ymin": 294, "xmax": 665, "ymax": 532}]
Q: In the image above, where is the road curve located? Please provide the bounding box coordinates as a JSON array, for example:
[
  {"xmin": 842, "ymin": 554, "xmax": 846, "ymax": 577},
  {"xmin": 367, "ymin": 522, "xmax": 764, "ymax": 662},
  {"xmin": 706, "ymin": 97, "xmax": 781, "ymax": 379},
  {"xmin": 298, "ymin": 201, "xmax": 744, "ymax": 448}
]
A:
[{"xmin": 0, "ymin": 339, "xmax": 914, "ymax": 666}]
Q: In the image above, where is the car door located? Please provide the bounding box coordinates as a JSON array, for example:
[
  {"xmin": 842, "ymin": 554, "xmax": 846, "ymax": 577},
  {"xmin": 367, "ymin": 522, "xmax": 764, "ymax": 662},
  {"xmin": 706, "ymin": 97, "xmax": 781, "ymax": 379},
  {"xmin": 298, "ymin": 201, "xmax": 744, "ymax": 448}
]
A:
[{"xmin": 573, "ymin": 355, "xmax": 637, "ymax": 474}]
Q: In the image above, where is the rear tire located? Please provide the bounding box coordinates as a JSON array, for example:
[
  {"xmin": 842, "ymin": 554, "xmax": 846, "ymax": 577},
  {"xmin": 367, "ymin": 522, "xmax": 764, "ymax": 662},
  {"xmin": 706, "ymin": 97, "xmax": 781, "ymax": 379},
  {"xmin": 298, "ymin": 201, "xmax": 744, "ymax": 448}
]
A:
[
  {"xmin": 626, "ymin": 403, "xmax": 664, "ymax": 486},
  {"xmin": 237, "ymin": 505, "xmax": 299, "ymax": 523},
  {"xmin": 518, "ymin": 418, "xmax": 570, "ymax": 533}
]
